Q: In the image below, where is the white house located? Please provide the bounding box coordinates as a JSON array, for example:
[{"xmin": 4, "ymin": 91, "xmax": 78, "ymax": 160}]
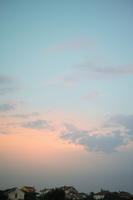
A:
[
  {"xmin": 6, "ymin": 188, "xmax": 24, "ymax": 200},
  {"xmin": 61, "ymin": 186, "xmax": 81, "ymax": 200},
  {"xmin": 93, "ymin": 193, "xmax": 104, "ymax": 200},
  {"xmin": 94, "ymin": 190, "xmax": 110, "ymax": 200}
]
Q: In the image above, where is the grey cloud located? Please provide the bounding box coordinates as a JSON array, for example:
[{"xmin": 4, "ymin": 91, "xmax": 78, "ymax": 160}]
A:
[
  {"xmin": 0, "ymin": 87, "xmax": 18, "ymax": 95},
  {"xmin": 77, "ymin": 63, "xmax": 133, "ymax": 76},
  {"xmin": 0, "ymin": 131, "xmax": 10, "ymax": 134},
  {"xmin": 74, "ymin": 63, "xmax": 133, "ymax": 82},
  {"xmin": 105, "ymin": 114, "xmax": 133, "ymax": 136},
  {"xmin": 13, "ymin": 112, "xmax": 39, "ymax": 118},
  {"xmin": 60, "ymin": 123, "xmax": 128, "ymax": 153},
  {"xmin": 73, "ymin": 62, "xmax": 133, "ymax": 81},
  {"xmin": 47, "ymin": 62, "xmax": 133, "ymax": 88},
  {"xmin": 0, "ymin": 75, "xmax": 13, "ymax": 84},
  {"xmin": 66, "ymin": 63, "xmax": 133, "ymax": 84},
  {"xmin": 79, "ymin": 133, "xmax": 124, "ymax": 153},
  {"xmin": 0, "ymin": 74, "xmax": 19, "ymax": 95},
  {"xmin": 61, "ymin": 130, "xmax": 88, "ymax": 143},
  {"xmin": 0, "ymin": 131, "xmax": 6, "ymax": 134},
  {"xmin": 61, "ymin": 123, "xmax": 89, "ymax": 142},
  {"xmin": 0, "ymin": 104, "xmax": 15, "ymax": 112},
  {"xmin": 64, "ymin": 123, "xmax": 80, "ymax": 132},
  {"xmin": 22, "ymin": 120, "xmax": 52, "ymax": 130}
]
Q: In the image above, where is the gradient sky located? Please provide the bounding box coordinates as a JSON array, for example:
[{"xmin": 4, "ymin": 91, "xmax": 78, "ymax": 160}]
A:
[{"xmin": 0, "ymin": 0, "xmax": 133, "ymax": 194}]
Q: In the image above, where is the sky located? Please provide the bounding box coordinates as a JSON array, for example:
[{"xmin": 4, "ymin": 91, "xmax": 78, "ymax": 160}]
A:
[{"xmin": 0, "ymin": 0, "xmax": 133, "ymax": 194}]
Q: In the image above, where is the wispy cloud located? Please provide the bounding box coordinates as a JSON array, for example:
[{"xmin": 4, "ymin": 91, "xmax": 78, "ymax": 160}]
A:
[
  {"xmin": 22, "ymin": 119, "xmax": 53, "ymax": 130},
  {"xmin": 43, "ymin": 40, "xmax": 95, "ymax": 54},
  {"xmin": 44, "ymin": 72, "xmax": 79, "ymax": 88},
  {"xmin": 83, "ymin": 90, "xmax": 102, "ymax": 100},
  {"xmin": 44, "ymin": 61, "xmax": 133, "ymax": 89},
  {"xmin": 0, "ymin": 131, "xmax": 9, "ymax": 134},
  {"xmin": 0, "ymin": 104, "xmax": 15, "ymax": 112},
  {"xmin": 0, "ymin": 87, "xmax": 19, "ymax": 95},
  {"xmin": 13, "ymin": 112, "xmax": 39, "ymax": 119},
  {"xmin": 75, "ymin": 62, "xmax": 133, "ymax": 82},
  {"xmin": 77, "ymin": 63, "xmax": 133, "ymax": 76}
]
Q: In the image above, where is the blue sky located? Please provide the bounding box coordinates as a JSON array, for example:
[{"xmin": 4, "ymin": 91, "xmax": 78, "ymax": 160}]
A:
[{"xmin": 0, "ymin": 0, "xmax": 133, "ymax": 193}]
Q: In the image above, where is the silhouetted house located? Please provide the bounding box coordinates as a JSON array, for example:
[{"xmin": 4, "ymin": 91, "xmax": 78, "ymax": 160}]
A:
[
  {"xmin": 94, "ymin": 190, "xmax": 110, "ymax": 200},
  {"xmin": 61, "ymin": 186, "xmax": 81, "ymax": 200},
  {"xmin": 119, "ymin": 191, "xmax": 133, "ymax": 199},
  {"xmin": 39, "ymin": 188, "xmax": 53, "ymax": 200},
  {"xmin": 79, "ymin": 193, "xmax": 89, "ymax": 200},
  {"xmin": 5, "ymin": 188, "xmax": 24, "ymax": 200},
  {"xmin": 21, "ymin": 186, "xmax": 36, "ymax": 200}
]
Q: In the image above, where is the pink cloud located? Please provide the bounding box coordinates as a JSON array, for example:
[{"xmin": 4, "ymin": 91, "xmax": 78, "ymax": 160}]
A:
[
  {"xmin": 83, "ymin": 90, "xmax": 102, "ymax": 100},
  {"xmin": 43, "ymin": 40, "xmax": 95, "ymax": 54}
]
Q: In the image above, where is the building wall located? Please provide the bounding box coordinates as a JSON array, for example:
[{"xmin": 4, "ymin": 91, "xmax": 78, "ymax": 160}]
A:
[
  {"xmin": 93, "ymin": 195, "xmax": 104, "ymax": 200},
  {"xmin": 8, "ymin": 189, "xmax": 24, "ymax": 200}
]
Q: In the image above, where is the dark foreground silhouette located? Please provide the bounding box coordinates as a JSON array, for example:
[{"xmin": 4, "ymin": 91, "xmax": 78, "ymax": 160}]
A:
[{"xmin": 0, "ymin": 186, "xmax": 133, "ymax": 200}]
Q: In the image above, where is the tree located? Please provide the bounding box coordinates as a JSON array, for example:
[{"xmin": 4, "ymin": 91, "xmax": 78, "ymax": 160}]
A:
[
  {"xmin": 24, "ymin": 191, "xmax": 37, "ymax": 200},
  {"xmin": 104, "ymin": 193, "xmax": 121, "ymax": 200},
  {"xmin": 0, "ymin": 191, "xmax": 7, "ymax": 200},
  {"xmin": 88, "ymin": 192, "xmax": 94, "ymax": 200},
  {"xmin": 41, "ymin": 188, "xmax": 65, "ymax": 200}
]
